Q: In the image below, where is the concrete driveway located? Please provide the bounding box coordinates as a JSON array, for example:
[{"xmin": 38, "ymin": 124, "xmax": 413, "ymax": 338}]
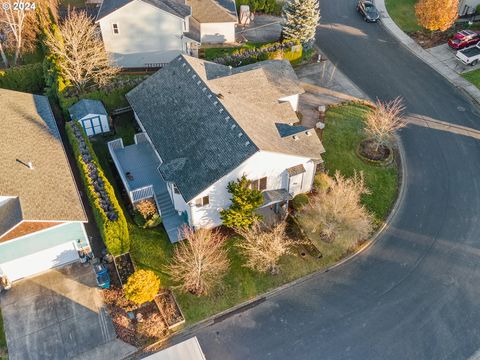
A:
[
  {"xmin": 0, "ymin": 263, "xmax": 135, "ymax": 360},
  {"xmin": 426, "ymin": 43, "xmax": 480, "ymax": 74},
  {"xmin": 236, "ymin": 15, "xmax": 282, "ymax": 43}
]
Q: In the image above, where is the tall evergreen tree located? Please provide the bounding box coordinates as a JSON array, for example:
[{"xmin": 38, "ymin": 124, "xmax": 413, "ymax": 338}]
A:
[{"xmin": 282, "ymin": 0, "xmax": 320, "ymax": 46}]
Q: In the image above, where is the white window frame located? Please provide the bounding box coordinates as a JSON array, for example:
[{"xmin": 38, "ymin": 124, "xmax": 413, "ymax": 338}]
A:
[{"xmin": 196, "ymin": 195, "xmax": 209, "ymax": 207}]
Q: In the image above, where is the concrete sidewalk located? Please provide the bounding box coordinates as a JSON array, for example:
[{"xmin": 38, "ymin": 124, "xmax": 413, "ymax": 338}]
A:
[{"xmin": 374, "ymin": 0, "xmax": 480, "ymax": 104}]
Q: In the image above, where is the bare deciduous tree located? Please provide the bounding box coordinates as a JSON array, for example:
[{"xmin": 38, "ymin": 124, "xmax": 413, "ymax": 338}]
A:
[
  {"xmin": 299, "ymin": 171, "xmax": 373, "ymax": 244},
  {"xmin": 45, "ymin": 10, "xmax": 119, "ymax": 94},
  {"xmin": 365, "ymin": 97, "xmax": 406, "ymax": 151},
  {"xmin": 236, "ymin": 220, "xmax": 296, "ymax": 274},
  {"xmin": 0, "ymin": 0, "xmax": 57, "ymax": 67},
  {"xmin": 166, "ymin": 227, "xmax": 229, "ymax": 296}
]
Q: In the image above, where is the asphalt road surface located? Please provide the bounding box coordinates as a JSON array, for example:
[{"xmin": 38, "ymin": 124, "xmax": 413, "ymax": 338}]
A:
[{"xmin": 186, "ymin": 1, "xmax": 480, "ymax": 359}]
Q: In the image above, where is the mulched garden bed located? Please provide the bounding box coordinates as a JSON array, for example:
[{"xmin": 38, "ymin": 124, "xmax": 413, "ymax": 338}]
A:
[
  {"xmin": 155, "ymin": 290, "xmax": 185, "ymax": 330},
  {"xmin": 358, "ymin": 139, "xmax": 391, "ymax": 162},
  {"xmin": 102, "ymin": 287, "xmax": 168, "ymax": 347},
  {"xmin": 114, "ymin": 253, "xmax": 135, "ymax": 286}
]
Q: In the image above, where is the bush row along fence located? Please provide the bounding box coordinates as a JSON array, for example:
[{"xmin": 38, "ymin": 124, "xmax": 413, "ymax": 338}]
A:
[
  {"xmin": 0, "ymin": 63, "xmax": 45, "ymax": 93},
  {"xmin": 66, "ymin": 121, "xmax": 130, "ymax": 255},
  {"xmin": 212, "ymin": 41, "xmax": 303, "ymax": 67}
]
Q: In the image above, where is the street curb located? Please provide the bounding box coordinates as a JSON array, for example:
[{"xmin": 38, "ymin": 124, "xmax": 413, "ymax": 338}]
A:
[
  {"xmin": 167, "ymin": 136, "xmax": 407, "ymax": 347},
  {"xmin": 373, "ymin": 0, "xmax": 480, "ymax": 107}
]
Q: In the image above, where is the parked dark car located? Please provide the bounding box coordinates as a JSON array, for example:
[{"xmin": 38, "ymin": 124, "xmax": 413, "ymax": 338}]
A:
[
  {"xmin": 357, "ymin": 0, "xmax": 380, "ymax": 22},
  {"xmin": 448, "ymin": 30, "xmax": 480, "ymax": 50}
]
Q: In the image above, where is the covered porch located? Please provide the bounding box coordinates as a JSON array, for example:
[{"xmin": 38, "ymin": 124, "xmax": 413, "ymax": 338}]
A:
[
  {"xmin": 108, "ymin": 133, "xmax": 187, "ymax": 242},
  {"xmin": 256, "ymin": 189, "xmax": 292, "ymax": 226}
]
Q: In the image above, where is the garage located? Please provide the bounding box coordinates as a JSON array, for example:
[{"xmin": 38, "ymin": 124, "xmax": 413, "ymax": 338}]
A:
[{"xmin": 0, "ymin": 223, "xmax": 88, "ymax": 282}]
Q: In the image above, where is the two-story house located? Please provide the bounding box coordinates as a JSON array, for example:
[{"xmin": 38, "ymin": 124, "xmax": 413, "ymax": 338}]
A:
[
  {"xmin": 0, "ymin": 89, "xmax": 91, "ymax": 282},
  {"xmin": 108, "ymin": 55, "xmax": 324, "ymax": 242},
  {"xmin": 96, "ymin": 0, "xmax": 237, "ymax": 68}
]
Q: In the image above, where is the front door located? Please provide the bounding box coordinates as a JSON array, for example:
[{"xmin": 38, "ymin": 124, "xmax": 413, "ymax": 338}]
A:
[{"xmin": 289, "ymin": 173, "xmax": 303, "ymax": 196}]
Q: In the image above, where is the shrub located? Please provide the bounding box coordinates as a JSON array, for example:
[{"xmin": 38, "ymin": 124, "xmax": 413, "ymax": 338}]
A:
[
  {"xmin": 236, "ymin": 0, "xmax": 276, "ymax": 13},
  {"xmin": 124, "ymin": 270, "xmax": 161, "ymax": 305},
  {"xmin": 66, "ymin": 122, "xmax": 130, "ymax": 255},
  {"xmin": 134, "ymin": 198, "xmax": 162, "ymax": 229},
  {"xmin": 0, "ymin": 63, "xmax": 45, "ymax": 93},
  {"xmin": 297, "ymin": 171, "xmax": 373, "ymax": 246},
  {"xmin": 166, "ymin": 227, "xmax": 229, "ymax": 296},
  {"xmin": 220, "ymin": 176, "xmax": 264, "ymax": 229},
  {"xmin": 213, "ymin": 40, "xmax": 302, "ymax": 67},
  {"xmin": 292, "ymin": 193, "xmax": 309, "ymax": 211},
  {"xmin": 236, "ymin": 221, "xmax": 296, "ymax": 274}
]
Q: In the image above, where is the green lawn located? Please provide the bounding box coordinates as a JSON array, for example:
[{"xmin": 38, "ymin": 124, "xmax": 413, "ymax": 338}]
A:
[
  {"xmin": 0, "ymin": 308, "xmax": 7, "ymax": 360},
  {"xmin": 322, "ymin": 103, "xmax": 399, "ymax": 223},
  {"xmin": 462, "ymin": 69, "xmax": 480, "ymax": 89},
  {"xmin": 385, "ymin": 0, "xmax": 421, "ymax": 33}
]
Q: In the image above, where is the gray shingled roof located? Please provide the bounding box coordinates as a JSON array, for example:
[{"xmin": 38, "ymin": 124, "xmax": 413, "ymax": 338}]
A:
[
  {"xmin": 126, "ymin": 56, "xmax": 258, "ymax": 201},
  {"xmin": 0, "ymin": 89, "xmax": 86, "ymax": 222},
  {"xmin": 127, "ymin": 55, "xmax": 324, "ymax": 202},
  {"xmin": 96, "ymin": 0, "xmax": 191, "ymax": 21},
  {"xmin": 0, "ymin": 197, "xmax": 22, "ymax": 237},
  {"xmin": 69, "ymin": 99, "xmax": 107, "ymax": 120}
]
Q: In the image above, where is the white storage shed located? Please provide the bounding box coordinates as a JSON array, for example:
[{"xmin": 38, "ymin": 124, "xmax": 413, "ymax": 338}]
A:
[{"xmin": 69, "ymin": 99, "xmax": 110, "ymax": 136}]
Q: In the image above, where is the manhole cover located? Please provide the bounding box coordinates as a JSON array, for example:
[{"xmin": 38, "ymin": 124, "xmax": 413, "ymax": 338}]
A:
[{"xmin": 457, "ymin": 106, "xmax": 466, "ymax": 112}]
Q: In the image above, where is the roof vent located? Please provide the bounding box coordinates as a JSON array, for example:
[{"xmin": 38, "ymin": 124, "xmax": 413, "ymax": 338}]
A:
[
  {"xmin": 192, "ymin": 74, "xmax": 197, "ymax": 78},
  {"xmin": 245, "ymin": 141, "xmax": 250, "ymax": 146},
  {"xmin": 288, "ymin": 122, "xmax": 294, "ymax": 126},
  {"xmin": 305, "ymin": 131, "xmax": 311, "ymax": 136},
  {"xmin": 293, "ymin": 135, "xmax": 299, "ymax": 141},
  {"xmin": 219, "ymin": 109, "xmax": 224, "ymax": 113},
  {"xmin": 225, "ymin": 116, "xmax": 230, "ymax": 122},
  {"xmin": 197, "ymin": 80, "xmax": 201, "ymax": 85},
  {"xmin": 202, "ymin": 87, "xmax": 207, "ymax": 92},
  {"xmin": 207, "ymin": 94, "xmax": 212, "ymax": 99},
  {"xmin": 238, "ymin": 133, "xmax": 243, "ymax": 138},
  {"xmin": 231, "ymin": 124, "xmax": 236, "ymax": 130},
  {"xmin": 16, "ymin": 159, "xmax": 34, "ymax": 170},
  {"xmin": 177, "ymin": 57, "xmax": 182, "ymax": 61},
  {"xmin": 182, "ymin": 63, "xmax": 186, "ymax": 67},
  {"xmin": 213, "ymin": 101, "xmax": 218, "ymax": 105}
]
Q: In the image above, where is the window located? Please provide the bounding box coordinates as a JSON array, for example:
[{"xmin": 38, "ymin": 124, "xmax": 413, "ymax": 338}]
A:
[
  {"xmin": 112, "ymin": 23, "xmax": 119, "ymax": 34},
  {"xmin": 251, "ymin": 177, "xmax": 267, "ymax": 191},
  {"xmin": 196, "ymin": 196, "xmax": 209, "ymax": 207},
  {"xmin": 173, "ymin": 185, "xmax": 180, "ymax": 194}
]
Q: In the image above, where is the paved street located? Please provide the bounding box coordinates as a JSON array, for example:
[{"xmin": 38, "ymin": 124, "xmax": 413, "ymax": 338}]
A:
[{"xmin": 183, "ymin": 1, "xmax": 480, "ymax": 359}]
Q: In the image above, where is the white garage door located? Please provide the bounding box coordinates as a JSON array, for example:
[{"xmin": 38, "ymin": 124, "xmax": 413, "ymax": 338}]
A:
[{"xmin": 0, "ymin": 241, "xmax": 79, "ymax": 282}]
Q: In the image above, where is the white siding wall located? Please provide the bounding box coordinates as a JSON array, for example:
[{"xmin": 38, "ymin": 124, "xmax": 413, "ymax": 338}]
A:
[
  {"xmin": 79, "ymin": 113, "xmax": 110, "ymax": 133},
  {"xmin": 189, "ymin": 151, "xmax": 316, "ymax": 228},
  {"xmin": 99, "ymin": 0, "xmax": 187, "ymax": 68},
  {"xmin": 200, "ymin": 22, "xmax": 236, "ymax": 43},
  {"xmin": 279, "ymin": 94, "xmax": 300, "ymax": 112}
]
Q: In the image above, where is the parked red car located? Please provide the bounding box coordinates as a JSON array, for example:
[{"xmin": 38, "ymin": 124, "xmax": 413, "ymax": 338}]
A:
[{"xmin": 448, "ymin": 30, "xmax": 480, "ymax": 50}]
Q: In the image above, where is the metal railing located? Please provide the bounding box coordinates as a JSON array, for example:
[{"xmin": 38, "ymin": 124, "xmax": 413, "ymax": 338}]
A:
[
  {"xmin": 131, "ymin": 185, "xmax": 155, "ymax": 202},
  {"xmin": 134, "ymin": 132, "xmax": 149, "ymax": 144}
]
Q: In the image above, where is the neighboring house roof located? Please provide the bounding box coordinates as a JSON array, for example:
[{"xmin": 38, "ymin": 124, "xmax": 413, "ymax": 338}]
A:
[
  {"xmin": 126, "ymin": 55, "xmax": 324, "ymax": 202},
  {"xmin": 69, "ymin": 99, "xmax": 108, "ymax": 120},
  {"xmin": 0, "ymin": 89, "xmax": 87, "ymax": 224},
  {"xmin": 96, "ymin": 0, "xmax": 191, "ymax": 21},
  {"xmin": 0, "ymin": 197, "xmax": 22, "ymax": 237},
  {"xmin": 187, "ymin": 0, "xmax": 237, "ymax": 23}
]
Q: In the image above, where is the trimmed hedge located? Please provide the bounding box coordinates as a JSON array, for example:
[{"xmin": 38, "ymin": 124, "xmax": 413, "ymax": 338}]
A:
[
  {"xmin": 0, "ymin": 63, "xmax": 45, "ymax": 93},
  {"xmin": 66, "ymin": 122, "xmax": 130, "ymax": 255},
  {"xmin": 292, "ymin": 193, "xmax": 309, "ymax": 211},
  {"xmin": 213, "ymin": 40, "xmax": 303, "ymax": 67}
]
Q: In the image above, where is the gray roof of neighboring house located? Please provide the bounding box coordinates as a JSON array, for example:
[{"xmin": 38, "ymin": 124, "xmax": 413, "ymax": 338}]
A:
[
  {"xmin": 127, "ymin": 55, "xmax": 324, "ymax": 202},
  {"xmin": 68, "ymin": 99, "xmax": 108, "ymax": 120},
  {"xmin": 0, "ymin": 89, "xmax": 87, "ymax": 222},
  {"xmin": 0, "ymin": 197, "xmax": 23, "ymax": 237},
  {"xmin": 96, "ymin": 0, "xmax": 191, "ymax": 21},
  {"xmin": 187, "ymin": 0, "xmax": 237, "ymax": 23}
]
